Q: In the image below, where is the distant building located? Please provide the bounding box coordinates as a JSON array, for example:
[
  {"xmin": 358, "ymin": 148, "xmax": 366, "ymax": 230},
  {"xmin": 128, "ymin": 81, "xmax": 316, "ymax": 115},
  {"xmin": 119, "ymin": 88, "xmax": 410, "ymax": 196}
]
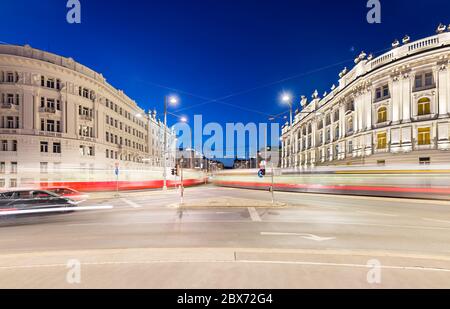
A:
[
  {"xmin": 177, "ymin": 148, "xmax": 204, "ymax": 169},
  {"xmin": 0, "ymin": 44, "xmax": 176, "ymax": 189},
  {"xmin": 282, "ymin": 29, "xmax": 450, "ymax": 168},
  {"xmin": 233, "ymin": 157, "xmax": 257, "ymax": 169}
]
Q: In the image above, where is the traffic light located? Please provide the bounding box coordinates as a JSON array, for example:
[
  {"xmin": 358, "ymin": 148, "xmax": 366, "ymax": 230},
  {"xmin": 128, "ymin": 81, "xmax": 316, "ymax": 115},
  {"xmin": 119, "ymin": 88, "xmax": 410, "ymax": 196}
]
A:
[
  {"xmin": 171, "ymin": 165, "xmax": 180, "ymax": 176},
  {"xmin": 261, "ymin": 169, "xmax": 266, "ymax": 176}
]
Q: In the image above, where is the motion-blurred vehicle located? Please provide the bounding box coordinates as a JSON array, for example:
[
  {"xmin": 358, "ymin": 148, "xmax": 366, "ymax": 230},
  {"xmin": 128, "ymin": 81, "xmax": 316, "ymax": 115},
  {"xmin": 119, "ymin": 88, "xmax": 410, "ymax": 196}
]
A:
[
  {"xmin": 0, "ymin": 190, "xmax": 77, "ymax": 213},
  {"xmin": 44, "ymin": 187, "xmax": 88, "ymax": 203}
]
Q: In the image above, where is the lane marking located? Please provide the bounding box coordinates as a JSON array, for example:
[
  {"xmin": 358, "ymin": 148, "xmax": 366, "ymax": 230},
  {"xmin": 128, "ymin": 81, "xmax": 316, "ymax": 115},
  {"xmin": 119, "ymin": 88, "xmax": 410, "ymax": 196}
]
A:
[
  {"xmin": 248, "ymin": 207, "xmax": 261, "ymax": 222},
  {"xmin": 0, "ymin": 260, "xmax": 448, "ymax": 273},
  {"xmin": 423, "ymin": 218, "xmax": 450, "ymax": 224},
  {"xmin": 120, "ymin": 198, "xmax": 142, "ymax": 208},
  {"xmin": 264, "ymin": 190, "xmax": 450, "ymax": 206},
  {"xmin": 0, "ymin": 206, "xmax": 114, "ymax": 216},
  {"xmin": 64, "ymin": 219, "xmax": 450, "ymax": 231},
  {"xmin": 357, "ymin": 210, "xmax": 398, "ymax": 217},
  {"xmin": 261, "ymin": 232, "xmax": 336, "ymax": 242}
]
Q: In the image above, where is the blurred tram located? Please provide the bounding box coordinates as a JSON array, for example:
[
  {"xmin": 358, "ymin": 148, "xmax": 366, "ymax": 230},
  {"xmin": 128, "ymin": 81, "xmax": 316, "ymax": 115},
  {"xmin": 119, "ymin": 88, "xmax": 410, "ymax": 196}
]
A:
[{"xmin": 212, "ymin": 164, "xmax": 450, "ymax": 200}]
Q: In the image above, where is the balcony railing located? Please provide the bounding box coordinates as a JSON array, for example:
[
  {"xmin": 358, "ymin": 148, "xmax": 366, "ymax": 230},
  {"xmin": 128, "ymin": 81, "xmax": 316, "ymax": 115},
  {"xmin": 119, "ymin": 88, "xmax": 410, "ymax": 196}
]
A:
[
  {"xmin": 39, "ymin": 107, "xmax": 56, "ymax": 113},
  {"xmin": 79, "ymin": 114, "xmax": 93, "ymax": 121},
  {"xmin": 1, "ymin": 103, "xmax": 13, "ymax": 109}
]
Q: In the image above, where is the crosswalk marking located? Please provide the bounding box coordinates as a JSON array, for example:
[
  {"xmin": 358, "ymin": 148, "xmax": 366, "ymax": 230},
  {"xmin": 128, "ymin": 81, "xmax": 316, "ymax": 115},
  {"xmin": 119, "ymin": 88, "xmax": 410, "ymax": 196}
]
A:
[
  {"xmin": 248, "ymin": 207, "xmax": 262, "ymax": 222},
  {"xmin": 120, "ymin": 198, "xmax": 142, "ymax": 208}
]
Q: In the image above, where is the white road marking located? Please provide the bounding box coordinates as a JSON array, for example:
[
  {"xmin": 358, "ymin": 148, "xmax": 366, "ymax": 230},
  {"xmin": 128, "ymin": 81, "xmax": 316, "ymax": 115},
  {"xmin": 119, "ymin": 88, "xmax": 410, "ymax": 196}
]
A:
[
  {"xmin": 120, "ymin": 198, "xmax": 142, "ymax": 208},
  {"xmin": 248, "ymin": 207, "xmax": 261, "ymax": 222},
  {"xmin": 357, "ymin": 210, "xmax": 398, "ymax": 217},
  {"xmin": 261, "ymin": 232, "xmax": 336, "ymax": 242},
  {"xmin": 278, "ymin": 191, "xmax": 450, "ymax": 206},
  {"xmin": 0, "ymin": 259, "xmax": 448, "ymax": 273},
  {"xmin": 0, "ymin": 206, "xmax": 114, "ymax": 216},
  {"xmin": 423, "ymin": 218, "xmax": 450, "ymax": 224}
]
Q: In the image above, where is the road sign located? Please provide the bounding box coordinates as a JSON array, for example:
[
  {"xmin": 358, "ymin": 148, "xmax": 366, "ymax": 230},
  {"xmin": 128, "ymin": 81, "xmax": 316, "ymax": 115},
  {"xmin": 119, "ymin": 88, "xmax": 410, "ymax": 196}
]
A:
[{"xmin": 258, "ymin": 169, "xmax": 265, "ymax": 178}]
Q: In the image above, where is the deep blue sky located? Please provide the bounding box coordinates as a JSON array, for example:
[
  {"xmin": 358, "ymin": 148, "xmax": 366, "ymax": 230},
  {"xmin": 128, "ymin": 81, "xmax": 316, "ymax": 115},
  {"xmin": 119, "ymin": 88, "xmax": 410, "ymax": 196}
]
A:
[{"xmin": 1, "ymin": 0, "xmax": 449, "ymax": 164}]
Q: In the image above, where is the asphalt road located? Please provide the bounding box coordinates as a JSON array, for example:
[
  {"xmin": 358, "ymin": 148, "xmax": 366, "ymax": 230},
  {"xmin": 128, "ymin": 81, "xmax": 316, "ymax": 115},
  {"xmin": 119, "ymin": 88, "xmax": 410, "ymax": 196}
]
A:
[{"xmin": 1, "ymin": 185, "xmax": 450, "ymax": 288}]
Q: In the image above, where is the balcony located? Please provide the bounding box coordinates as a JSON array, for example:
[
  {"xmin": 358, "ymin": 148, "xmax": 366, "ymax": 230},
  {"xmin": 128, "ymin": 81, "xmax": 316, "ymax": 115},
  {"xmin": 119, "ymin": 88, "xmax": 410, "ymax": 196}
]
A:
[
  {"xmin": 39, "ymin": 107, "xmax": 56, "ymax": 114},
  {"xmin": 1, "ymin": 103, "xmax": 19, "ymax": 111},
  {"xmin": 39, "ymin": 131, "xmax": 62, "ymax": 138},
  {"xmin": 79, "ymin": 114, "xmax": 93, "ymax": 121}
]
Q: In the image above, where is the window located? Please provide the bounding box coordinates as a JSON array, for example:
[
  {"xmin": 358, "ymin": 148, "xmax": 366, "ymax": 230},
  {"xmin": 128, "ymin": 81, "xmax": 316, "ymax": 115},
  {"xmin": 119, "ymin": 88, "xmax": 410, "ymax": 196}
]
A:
[
  {"xmin": 11, "ymin": 162, "xmax": 17, "ymax": 174},
  {"xmin": 377, "ymin": 132, "xmax": 387, "ymax": 149},
  {"xmin": 47, "ymin": 120, "xmax": 55, "ymax": 132},
  {"xmin": 46, "ymin": 78, "xmax": 55, "ymax": 89},
  {"xmin": 325, "ymin": 114, "xmax": 331, "ymax": 126},
  {"xmin": 6, "ymin": 116, "xmax": 14, "ymax": 128},
  {"xmin": 377, "ymin": 107, "xmax": 387, "ymax": 123},
  {"xmin": 106, "ymin": 132, "xmax": 110, "ymax": 142},
  {"xmin": 347, "ymin": 118, "xmax": 353, "ymax": 134},
  {"xmin": 1, "ymin": 140, "xmax": 7, "ymax": 151},
  {"xmin": 40, "ymin": 162, "xmax": 48, "ymax": 174},
  {"xmin": 0, "ymin": 179, "xmax": 4, "ymax": 188},
  {"xmin": 106, "ymin": 149, "xmax": 109, "ymax": 158},
  {"xmin": 0, "ymin": 162, "xmax": 4, "ymax": 173},
  {"xmin": 377, "ymin": 160, "xmax": 386, "ymax": 166},
  {"xmin": 7, "ymin": 72, "xmax": 14, "ymax": 83},
  {"xmin": 9, "ymin": 179, "xmax": 17, "ymax": 188},
  {"xmin": 334, "ymin": 110, "xmax": 340, "ymax": 122},
  {"xmin": 418, "ymin": 127, "xmax": 431, "ymax": 145},
  {"xmin": 7, "ymin": 94, "xmax": 14, "ymax": 104},
  {"xmin": 12, "ymin": 140, "xmax": 17, "ymax": 152},
  {"xmin": 346, "ymin": 101, "xmax": 354, "ymax": 112},
  {"xmin": 419, "ymin": 157, "xmax": 431, "ymax": 165},
  {"xmin": 40, "ymin": 141, "xmax": 49, "ymax": 153},
  {"xmin": 375, "ymin": 84, "xmax": 390, "ymax": 101},
  {"xmin": 417, "ymin": 98, "xmax": 431, "ymax": 116},
  {"xmin": 53, "ymin": 143, "xmax": 61, "ymax": 154},
  {"xmin": 414, "ymin": 72, "xmax": 435, "ymax": 91}
]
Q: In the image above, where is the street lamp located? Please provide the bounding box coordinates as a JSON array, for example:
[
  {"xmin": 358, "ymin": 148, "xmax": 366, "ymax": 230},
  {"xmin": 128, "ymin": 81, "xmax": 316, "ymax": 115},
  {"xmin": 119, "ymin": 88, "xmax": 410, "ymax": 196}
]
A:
[
  {"xmin": 163, "ymin": 95, "xmax": 179, "ymax": 191},
  {"xmin": 281, "ymin": 93, "xmax": 294, "ymax": 168}
]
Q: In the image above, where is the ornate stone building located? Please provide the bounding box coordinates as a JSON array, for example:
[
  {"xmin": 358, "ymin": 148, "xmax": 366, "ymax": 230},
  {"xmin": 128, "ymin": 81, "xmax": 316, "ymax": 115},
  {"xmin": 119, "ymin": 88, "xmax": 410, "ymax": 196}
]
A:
[
  {"xmin": 281, "ymin": 27, "xmax": 450, "ymax": 168},
  {"xmin": 0, "ymin": 44, "xmax": 176, "ymax": 189}
]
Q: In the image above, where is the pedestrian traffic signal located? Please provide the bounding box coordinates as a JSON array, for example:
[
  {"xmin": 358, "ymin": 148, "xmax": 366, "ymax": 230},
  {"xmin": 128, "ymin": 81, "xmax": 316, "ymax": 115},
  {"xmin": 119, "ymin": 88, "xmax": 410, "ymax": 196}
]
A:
[{"xmin": 171, "ymin": 168, "xmax": 176, "ymax": 176}]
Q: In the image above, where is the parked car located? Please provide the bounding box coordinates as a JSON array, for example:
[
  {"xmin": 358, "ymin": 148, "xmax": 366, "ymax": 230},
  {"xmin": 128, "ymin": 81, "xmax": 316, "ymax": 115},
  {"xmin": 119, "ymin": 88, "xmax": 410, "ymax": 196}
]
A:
[
  {"xmin": 0, "ymin": 190, "xmax": 77, "ymax": 213},
  {"xmin": 44, "ymin": 187, "xmax": 88, "ymax": 203}
]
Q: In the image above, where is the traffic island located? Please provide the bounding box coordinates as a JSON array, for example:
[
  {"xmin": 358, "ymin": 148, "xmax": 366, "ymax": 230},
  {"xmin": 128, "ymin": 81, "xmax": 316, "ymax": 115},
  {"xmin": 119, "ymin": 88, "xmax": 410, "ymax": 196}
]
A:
[{"xmin": 170, "ymin": 197, "xmax": 287, "ymax": 209}]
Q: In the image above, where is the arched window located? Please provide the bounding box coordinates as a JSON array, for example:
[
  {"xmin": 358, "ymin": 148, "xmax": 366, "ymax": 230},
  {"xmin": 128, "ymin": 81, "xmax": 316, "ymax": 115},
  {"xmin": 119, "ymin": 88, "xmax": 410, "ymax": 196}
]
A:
[
  {"xmin": 347, "ymin": 117, "xmax": 353, "ymax": 134},
  {"xmin": 418, "ymin": 98, "xmax": 431, "ymax": 116},
  {"xmin": 377, "ymin": 107, "xmax": 387, "ymax": 123}
]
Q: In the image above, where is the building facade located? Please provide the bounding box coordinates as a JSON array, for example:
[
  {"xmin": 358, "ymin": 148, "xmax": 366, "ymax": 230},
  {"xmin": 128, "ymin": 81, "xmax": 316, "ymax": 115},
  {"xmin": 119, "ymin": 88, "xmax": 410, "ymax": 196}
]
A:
[
  {"xmin": 281, "ymin": 28, "xmax": 450, "ymax": 168},
  {"xmin": 0, "ymin": 44, "xmax": 176, "ymax": 189}
]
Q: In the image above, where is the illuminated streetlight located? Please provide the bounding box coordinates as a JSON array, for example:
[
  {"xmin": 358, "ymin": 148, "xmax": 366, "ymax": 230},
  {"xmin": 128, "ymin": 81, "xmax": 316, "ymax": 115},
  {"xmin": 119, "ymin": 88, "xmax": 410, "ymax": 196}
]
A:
[
  {"xmin": 163, "ymin": 95, "xmax": 180, "ymax": 190},
  {"xmin": 280, "ymin": 92, "xmax": 294, "ymax": 168}
]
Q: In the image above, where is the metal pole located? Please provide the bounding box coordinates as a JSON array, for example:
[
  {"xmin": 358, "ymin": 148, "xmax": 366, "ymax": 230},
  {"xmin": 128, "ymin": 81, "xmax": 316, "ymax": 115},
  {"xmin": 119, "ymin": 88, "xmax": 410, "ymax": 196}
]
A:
[
  {"xmin": 163, "ymin": 96, "xmax": 168, "ymax": 190},
  {"xmin": 115, "ymin": 172, "xmax": 119, "ymax": 197},
  {"xmin": 271, "ymin": 162, "xmax": 275, "ymax": 205},
  {"xmin": 289, "ymin": 102, "xmax": 293, "ymax": 168},
  {"xmin": 180, "ymin": 158, "xmax": 184, "ymax": 205}
]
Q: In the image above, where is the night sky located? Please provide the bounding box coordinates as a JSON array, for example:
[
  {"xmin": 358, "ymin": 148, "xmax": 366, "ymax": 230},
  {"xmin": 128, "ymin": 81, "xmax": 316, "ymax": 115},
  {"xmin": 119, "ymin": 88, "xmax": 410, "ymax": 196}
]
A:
[{"xmin": 1, "ymin": 0, "xmax": 449, "ymax": 165}]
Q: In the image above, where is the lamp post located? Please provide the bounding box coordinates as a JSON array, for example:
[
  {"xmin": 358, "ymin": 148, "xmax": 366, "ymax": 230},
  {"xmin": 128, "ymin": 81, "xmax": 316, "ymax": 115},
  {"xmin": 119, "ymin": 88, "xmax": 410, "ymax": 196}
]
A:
[
  {"xmin": 282, "ymin": 94, "xmax": 294, "ymax": 168},
  {"xmin": 163, "ymin": 96, "xmax": 178, "ymax": 190}
]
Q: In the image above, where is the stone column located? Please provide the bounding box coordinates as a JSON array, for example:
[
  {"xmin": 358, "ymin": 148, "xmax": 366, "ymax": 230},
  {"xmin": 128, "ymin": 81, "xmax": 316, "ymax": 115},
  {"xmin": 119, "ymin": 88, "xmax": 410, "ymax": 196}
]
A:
[
  {"xmin": 364, "ymin": 88, "xmax": 373, "ymax": 131},
  {"xmin": 401, "ymin": 73, "xmax": 412, "ymax": 123},
  {"xmin": 438, "ymin": 63, "xmax": 448, "ymax": 117},
  {"xmin": 392, "ymin": 75, "xmax": 401, "ymax": 123}
]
